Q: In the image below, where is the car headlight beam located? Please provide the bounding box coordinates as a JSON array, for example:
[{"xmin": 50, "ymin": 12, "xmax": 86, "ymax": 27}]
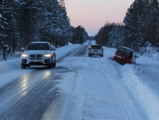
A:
[
  {"xmin": 21, "ymin": 54, "xmax": 29, "ymax": 57},
  {"xmin": 44, "ymin": 54, "xmax": 52, "ymax": 57}
]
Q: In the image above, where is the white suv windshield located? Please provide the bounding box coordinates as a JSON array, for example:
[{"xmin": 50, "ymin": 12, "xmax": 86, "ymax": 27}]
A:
[{"xmin": 26, "ymin": 43, "xmax": 50, "ymax": 50}]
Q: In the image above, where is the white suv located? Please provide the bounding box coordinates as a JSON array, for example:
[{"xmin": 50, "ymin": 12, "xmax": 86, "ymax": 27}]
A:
[
  {"xmin": 21, "ymin": 41, "xmax": 56, "ymax": 69},
  {"xmin": 88, "ymin": 45, "xmax": 104, "ymax": 57}
]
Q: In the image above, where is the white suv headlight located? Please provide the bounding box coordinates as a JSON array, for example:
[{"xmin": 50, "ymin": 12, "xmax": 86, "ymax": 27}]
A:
[
  {"xmin": 21, "ymin": 54, "xmax": 29, "ymax": 57},
  {"xmin": 44, "ymin": 54, "xmax": 52, "ymax": 57}
]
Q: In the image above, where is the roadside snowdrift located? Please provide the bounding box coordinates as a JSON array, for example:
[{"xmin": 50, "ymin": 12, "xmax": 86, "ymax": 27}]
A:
[{"xmin": 121, "ymin": 65, "xmax": 159, "ymax": 120}]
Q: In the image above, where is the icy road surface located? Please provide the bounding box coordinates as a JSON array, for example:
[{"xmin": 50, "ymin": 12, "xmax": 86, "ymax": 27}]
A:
[{"xmin": 0, "ymin": 42, "xmax": 159, "ymax": 120}]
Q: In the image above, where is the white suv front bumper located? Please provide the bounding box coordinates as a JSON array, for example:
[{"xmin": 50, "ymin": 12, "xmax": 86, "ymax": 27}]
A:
[{"xmin": 21, "ymin": 53, "xmax": 53, "ymax": 66}]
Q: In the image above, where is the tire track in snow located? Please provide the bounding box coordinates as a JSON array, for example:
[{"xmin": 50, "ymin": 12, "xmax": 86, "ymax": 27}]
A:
[
  {"xmin": 121, "ymin": 64, "xmax": 159, "ymax": 120},
  {"xmin": 55, "ymin": 57, "xmax": 142, "ymax": 120},
  {"xmin": 0, "ymin": 44, "xmax": 89, "ymax": 120},
  {"xmin": 0, "ymin": 70, "xmax": 54, "ymax": 119},
  {"xmin": 97, "ymin": 60, "xmax": 146, "ymax": 120},
  {"xmin": 42, "ymin": 45, "xmax": 89, "ymax": 120},
  {"xmin": 0, "ymin": 68, "xmax": 71, "ymax": 120}
]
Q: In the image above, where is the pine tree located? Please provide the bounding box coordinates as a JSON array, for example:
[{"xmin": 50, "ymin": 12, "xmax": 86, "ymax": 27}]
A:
[
  {"xmin": 59, "ymin": 0, "xmax": 65, "ymax": 9},
  {"xmin": 71, "ymin": 25, "xmax": 88, "ymax": 44},
  {"xmin": 0, "ymin": 0, "xmax": 8, "ymax": 42},
  {"xmin": 108, "ymin": 24, "xmax": 125, "ymax": 48},
  {"xmin": 95, "ymin": 22, "xmax": 116, "ymax": 46},
  {"xmin": 147, "ymin": 0, "xmax": 159, "ymax": 45},
  {"xmin": 0, "ymin": 0, "xmax": 74, "ymax": 51},
  {"xmin": 124, "ymin": 0, "xmax": 145, "ymax": 50},
  {"xmin": 0, "ymin": 0, "xmax": 10, "ymax": 60}
]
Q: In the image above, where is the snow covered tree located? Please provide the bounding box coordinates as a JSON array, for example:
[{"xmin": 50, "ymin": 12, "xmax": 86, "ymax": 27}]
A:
[
  {"xmin": 124, "ymin": 0, "xmax": 146, "ymax": 50},
  {"xmin": 71, "ymin": 25, "xmax": 88, "ymax": 44},
  {"xmin": 54, "ymin": 2, "xmax": 73, "ymax": 45},
  {"xmin": 0, "ymin": 0, "xmax": 9, "ymax": 42},
  {"xmin": 5, "ymin": 1, "xmax": 20, "ymax": 55},
  {"xmin": 11, "ymin": 0, "xmax": 73, "ymax": 47},
  {"xmin": 59, "ymin": 0, "xmax": 65, "ymax": 9},
  {"xmin": 145, "ymin": 0, "xmax": 159, "ymax": 45},
  {"xmin": 0, "ymin": 0, "xmax": 11, "ymax": 60},
  {"xmin": 108, "ymin": 24, "xmax": 125, "ymax": 48},
  {"xmin": 95, "ymin": 22, "xmax": 115, "ymax": 46},
  {"xmin": 0, "ymin": 0, "xmax": 77, "ymax": 56},
  {"xmin": 15, "ymin": 0, "xmax": 41, "ymax": 47},
  {"xmin": 124, "ymin": 0, "xmax": 159, "ymax": 48}
]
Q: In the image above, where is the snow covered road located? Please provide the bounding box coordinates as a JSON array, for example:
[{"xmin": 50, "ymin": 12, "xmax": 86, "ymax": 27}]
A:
[
  {"xmin": 0, "ymin": 41, "xmax": 159, "ymax": 120},
  {"xmin": 54, "ymin": 53, "xmax": 147, "ymax": 120}
]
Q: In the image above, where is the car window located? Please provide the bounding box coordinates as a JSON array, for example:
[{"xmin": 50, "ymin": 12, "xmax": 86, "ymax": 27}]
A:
[
  {"xmin": 26, "ymin": 43, "xmax": 50, "ymax": 50},
  {"xmin": 117, "ymin": 47, "xmax": 132, "ymax": 57},
  {"xmin": 125, "ymin": 50, "xmax": 131, "ymax": 57},
  {"xmin": 117, "ymin": 47, "xmax": 125, "ymax": 54},
  {"xmin": 91, "ymin": 46, "xmax": 101, "ymax": 49}
]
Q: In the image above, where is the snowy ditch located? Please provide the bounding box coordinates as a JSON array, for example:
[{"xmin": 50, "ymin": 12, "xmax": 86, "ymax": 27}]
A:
[
  {"xmin": 0, "ymin": 59, "xmax": 21, "ymax": 73},
  {"xmin": 121, "ymin": 65, "xmax": 159, "ymax": 120}
]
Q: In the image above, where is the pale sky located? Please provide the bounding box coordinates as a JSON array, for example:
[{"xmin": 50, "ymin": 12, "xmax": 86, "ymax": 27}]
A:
[{"xmin": 65, "ymin": 0, "xmax": 134, "ymax": 36}]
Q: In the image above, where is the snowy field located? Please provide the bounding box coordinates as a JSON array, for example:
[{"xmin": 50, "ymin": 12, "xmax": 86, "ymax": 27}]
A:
[{"xmin": 0, "ymin": 40, "xmax": 159, "ymax": 120}]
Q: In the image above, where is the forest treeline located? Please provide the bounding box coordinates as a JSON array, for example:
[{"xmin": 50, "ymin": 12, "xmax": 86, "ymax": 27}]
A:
[
  {"xmin": 0, "ymin": 0, "xmax": 88, "ymax": 59},
  {"xmin": 95, "ymin": 0, "xmax": 159, "ymax": 50}
]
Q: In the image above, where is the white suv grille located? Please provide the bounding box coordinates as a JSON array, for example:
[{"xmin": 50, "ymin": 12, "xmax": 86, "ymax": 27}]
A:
[{"xmin": 30, "ymin": 54, "xmax": 42, "ymax": 58}]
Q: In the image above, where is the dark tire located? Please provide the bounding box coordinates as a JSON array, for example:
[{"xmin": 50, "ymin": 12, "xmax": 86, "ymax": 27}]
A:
[
  {"xmin": 21, "ymin": 64, "xmax": 26, "ymax": 69},
  {"xmin": 101, "ymin": 55, "xmax": 103, "ymax": 57},
  {"xmin": 53, "ymin": 61, "xmax": 56, "ymax": 67},
  {"xmin": 47, "ymin": 63, "xmax": 53, "ymax": 69}
]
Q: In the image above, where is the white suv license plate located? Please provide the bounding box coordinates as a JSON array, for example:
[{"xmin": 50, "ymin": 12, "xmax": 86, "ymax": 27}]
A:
[{"xmin": 31, "ymin": 59, "xmax": 41, "ymax": 62}]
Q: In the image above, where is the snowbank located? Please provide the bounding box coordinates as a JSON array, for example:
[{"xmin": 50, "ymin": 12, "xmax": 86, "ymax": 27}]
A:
[
  {"xmin": 121, "ymin": 65, "xmax": 159, "ymax": 120},
  {"xmin": 56, "ymin": 44, "xmax": 81, "ymax": 59},
  {"xmin": 0, "ymin": 59, "xmax": 21, "ymax": 73},
  {"xmin": 137, "ymin": 56, "xmax": 159, "ymax": 66}
]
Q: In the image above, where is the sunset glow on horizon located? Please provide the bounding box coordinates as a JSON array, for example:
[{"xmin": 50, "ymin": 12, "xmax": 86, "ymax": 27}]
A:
[{"xmin": 65, "ymin": 0, "xmax": 134, "ymax": 36}]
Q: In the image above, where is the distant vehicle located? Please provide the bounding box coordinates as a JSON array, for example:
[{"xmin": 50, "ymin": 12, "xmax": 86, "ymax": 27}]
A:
[
  {"xmin": 21, "ymin": 41, "xmax": 56, "ymax": 69},
  {"xmin": 114, "ymin": 46, "xmax": 139, "ymax": 64},
  {"xmin": 88, "ymin": 45, "xmax": 104, "ymax": 57}
]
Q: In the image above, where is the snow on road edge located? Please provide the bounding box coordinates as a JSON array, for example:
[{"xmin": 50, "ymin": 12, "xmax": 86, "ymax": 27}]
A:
[{"xmin": 121, "ymin": 65, "xmax": 159, "ymax": 120}]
